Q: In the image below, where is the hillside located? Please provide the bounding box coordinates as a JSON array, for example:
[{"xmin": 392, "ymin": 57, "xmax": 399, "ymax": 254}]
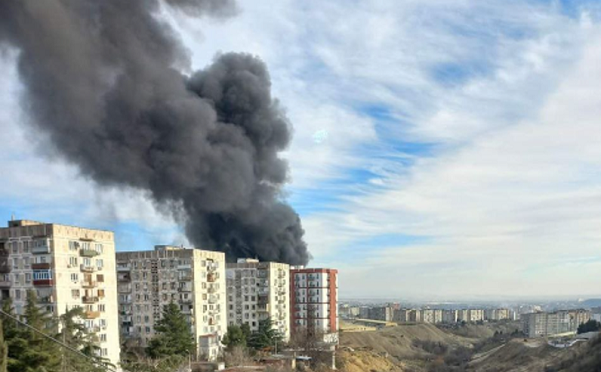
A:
[{"xmin": 338, "ymin": 323, "xmax": 598, "ymax": 372}]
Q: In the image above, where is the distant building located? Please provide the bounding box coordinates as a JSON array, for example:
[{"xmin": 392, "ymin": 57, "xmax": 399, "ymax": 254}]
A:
[
  {"xmin": 394, "ymin": 309, "xmax": 411, "ymax": 322},
  {"xmin": 485, "ymin": 309, "xmax": 510, "ymax": 321},
  {"xmin": 457, "ymin": 309, "xmax": 469, "ymax": 322},
  {"xmin": 409, "ymin": 309, "xmax": 421, "ymax": 323},
  {"xmin": 0, "ymin": 219, "xmax": 120, "ymax": 367},
  {"xmin": 116, "ymin": 245, "xmax": 227, "ymax": 359},
  {"xmin": 290, "ymin": 267, "xmax": 339, "ymax": 344},
  {"xmin": 443, "ymin": 309, "xmax": 458, "ymax": 323},
  {"xmin": 522, "ymin": 310, "xmax": 591, "ymax": 337},
  {"xmin": 434, "ymin": 309, "xmax": 443, "ymax": 323},
  {"xmin": 468, "ymin": 309, "xmax": 485, "ymax": 322},
  {"xmin": 369, "ymin": 306, "xmax": 395, "ymax": 322},
  {"xmin": 421, "ymin": 309, "xmax": 434, "ymax": 323},
  {"xmin": 226, "ymin": 258, "xmax": 290, "ymax": 341}
]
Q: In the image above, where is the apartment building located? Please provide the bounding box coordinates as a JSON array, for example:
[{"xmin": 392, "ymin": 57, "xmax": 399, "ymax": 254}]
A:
[
  {"xmin": 225, "ymin": 259, "xmax": 290, "ymax": 341},
  {"xmin": 116, "ymin": 246, "xmax": 226, "ymax": 360},
  {"xmin": 485, "ymin": 308, "xmax": 510, "ymax": 321},
  {"xmin": 442, "ymin": 309, "xmax": 458, "ymax": 323},
  {"xmin": 0, "ymin": 220, "xmax": 120, "ymax": 367},
  {"xmin": 369, "ymin": 306, "xmax": 394, "ymax": 322},
  {"xmin": 421, "ymin": 309, "xmax": 435, "ymax": 323},
  {"xmin": 468, "ymin": 309, "xmax": 485, "ymax": 322},
  {"xmin": 522, "ymin": 310, "xmax": 591, "ymax": 337},
  {"xmin": 290, "ymin": 267, "xmax": 338, "ymax": 344}
]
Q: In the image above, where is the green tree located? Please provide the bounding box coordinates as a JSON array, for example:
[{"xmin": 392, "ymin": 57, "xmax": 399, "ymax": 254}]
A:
[
  {"xmin": 222, "ymin": 325, "xmax": 247, "ymax": 349},
  {"xmin": 248, "ymin": 318, "xmax": 283, "ymax": 351},
  {"xmin": 57, "ymin": 307, "xmax": 111, "ymax": 372},
  {"xmin": 577, "ymin": 319, "xmax": 601, "ymax": 334},
  {"xmin": 0, "ymin": 319, "xmax": 8, "ymax": 372},
  {"xmin": 241, "ymin": 323, "xmax": 251, "ymax": 344},
  {"xmin": 146, "ymin": 303, "xmax": 195, "ymax": 359},
  {"xmin": 9, "ymin": 290, "xmax": 60, "ymax": 372}
]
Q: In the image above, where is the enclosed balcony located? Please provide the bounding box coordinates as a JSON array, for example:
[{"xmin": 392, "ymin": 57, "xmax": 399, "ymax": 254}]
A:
[
  {"xmin": 82, "ymin": 296, "xmax": 99, "ymax": 304},
  {"xmin": 31, "ymin": 262, "xmax": 51, "ymax": 270},
  {"xmin": 39, "ymin": 295, "xmax": 55, "ymax": 304},
  {"xmin": 33, "ymin": 279, "xmax": 54, "ymax": 287},
  {"xmin": 84, "ymin": 311, "xmax": 101, "ymax": 319},
  {"xmin": 32, "ymin": 243, "xmax": 50, "ymax": 254},
  {"xmin": 0, "ymin": 261, "xmax": 11, "ymax": 273},
  {"xmin": 207, "ymin": 272, "xmax": 218, "ymax": 282},
  {"xmin": 80, "ymin": 249, "xmax": 99, "ymax": 257},
  {"xmin": 0, "ymin": 280, "xmax": 11, "ymax": 288}
]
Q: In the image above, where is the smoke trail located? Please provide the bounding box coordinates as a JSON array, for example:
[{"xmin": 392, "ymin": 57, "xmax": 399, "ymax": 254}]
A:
[{"xmin": 0, "ymin": 0, "xmax": 309, "ymax": 265}]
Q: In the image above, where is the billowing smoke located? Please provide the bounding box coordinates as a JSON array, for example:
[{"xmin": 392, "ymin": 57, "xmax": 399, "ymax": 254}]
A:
[{"xmin": 0, "ymin": 0, "xmax": 310, "ymax": 265}]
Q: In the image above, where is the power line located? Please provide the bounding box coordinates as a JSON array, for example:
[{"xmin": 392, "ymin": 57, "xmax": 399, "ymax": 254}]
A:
[{"xmin": 0, "ymin": 309, "xmax": 116, "ymax": 372}]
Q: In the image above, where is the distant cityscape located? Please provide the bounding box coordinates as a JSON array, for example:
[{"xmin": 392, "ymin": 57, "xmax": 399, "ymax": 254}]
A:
[{"xmin": 340, "ymin": 302, "xmax": 601, "ymax": 338}]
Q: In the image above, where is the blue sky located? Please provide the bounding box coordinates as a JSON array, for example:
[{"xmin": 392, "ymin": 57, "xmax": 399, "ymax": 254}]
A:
[{"xmin": 3, "ymin": 0, "xmax": 601, "ymax": 300}]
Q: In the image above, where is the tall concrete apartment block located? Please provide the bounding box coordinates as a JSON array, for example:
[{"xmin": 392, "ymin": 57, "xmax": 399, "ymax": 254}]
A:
[
  {"xmin": 225, "ymin": 259, "xmax": 290, "ymax": 341},
  {"xmin": 290, "ymin": 267, "xmax": 339, "ymax": 344},
  {"xmin": 522, "ymin": 310, "xmax": 591, "ymax": 337},
  {"xmin": 116, "ymin": 246, "xmax": 226, "ymax": 359},
  {"xmin": 0, "ymin": 220, "xmax": 120, "ymax": 367}
]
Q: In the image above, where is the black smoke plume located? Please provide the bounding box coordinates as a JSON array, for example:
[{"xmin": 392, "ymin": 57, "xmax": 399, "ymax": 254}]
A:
[{"xmin": 0, "ymin": 0, "xmax": 310, "ymax": 265}]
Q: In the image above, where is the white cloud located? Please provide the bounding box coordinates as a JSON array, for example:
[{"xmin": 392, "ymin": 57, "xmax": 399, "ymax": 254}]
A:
[{"xmin": 2, "ymin": 0, "xmax": 601, "ymax": 300}]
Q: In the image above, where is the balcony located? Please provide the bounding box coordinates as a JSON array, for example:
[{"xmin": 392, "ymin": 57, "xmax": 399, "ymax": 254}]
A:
[
  {"xmin": 33, "ymin": 279, "xmax": 54, "ymax": 287},
  {"xmin": 82, "ymin": 296, "xmax": 99, "ymax": 304},
  {"xmin": 178, "ymin": 286, "xmax": 192, "ymax": 292},
  {"xmin": 118, "ymin": 274, "xmax": 131, "ymax": 282},
  {"xmin": 207, "ymin": 285, "xmax": 219, "ymax": 294},
  {"xmin": 32, "ymin": 245, "xmax": 50, "ymax": 254},
  {"xmin": 116, "ymin": 265, "xmax": 130, "ymax": 272},
  {"xmin": 82, "ymin": 281, "xmax": 97, "ymax": 288},
  {"xmin": 207, "ymin": 272, "xmax": 218, "ymax": 282},
  {"xmin": 31, "ymin": 263, "xmax": 51, "ymax": 270},
  {"xmin": 80, "ymin": 249, "xmax": 99, "ymax": 257},
  {"xmin": 39, "ymin": 295, "xmax": 55, "ymax": 304},
  {"xmin": 0, "ymin": 280, "xmax": 11, "ymax": 288},
  {"xmin": 206, "ymin": 262, "xmax": 218, "ymax": 272},
  {"xmin": 80, "ymin": 264, "xmax": 95, "ymax": 273},
  {"xmin": 208, "ymin": 295, "xmax": 218, "ymax": 304},
  {"xmin": 0, "ymin": 262, "xmax": 11, "ymax": 273},
  {"xmin": 84, "ymin": 311, "xmax": 101, "ymax": 319}
]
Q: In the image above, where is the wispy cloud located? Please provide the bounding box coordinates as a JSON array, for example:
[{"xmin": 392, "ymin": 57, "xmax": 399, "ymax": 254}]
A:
[{"xmin": 2, "ymin": 0, "xmax": 601, "ymax": 299}]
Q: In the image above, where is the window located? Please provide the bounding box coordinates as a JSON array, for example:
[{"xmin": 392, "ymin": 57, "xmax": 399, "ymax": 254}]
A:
[
  {"xmin": 83, "ymin": 257, "xmax": 91, "ymax": 266},
  {"xmin": 98, "ymin": 304, "xmax": 106, "ymax": 312},
  {"xmin": 25, "ymin": 273, "xmax": 31, "ymax": 283},
  {"xmin": 70, "ymin": 273, "xmax": 78, "ymax": 282},
  {"xmin": 14, "ymin": 290, "xmax": 20, "ymax": 300},
  {"xmin": 23, "ymin": 257, "xmax": 29, "ymax": 267},
  {"xmin": 100, "ymin": 334, "xmax": 107, "ymax": 342},
  {"xmin": 72, "ymin": 289, "xmax": 80, "ymax": 298},
  {"xmin": 97, "ymin": 274, "xmax": 104, "ymax": 282},
  {"xmin": 95, "ymin": 244, "xmax": 103, "ymax": 254},
  {"xmin": 69, "ymin": 257, "xmax": 78, "ymax": 266},
  {"xmin": 22, "ymin": 241, "xmax": 29, "ymax": 253},
  {"xmin": 33, "ymin": 270, "xmax": 52, "ymax": 280},
  {"xmin": 12, "ymin": 258, "xmax": 18, "ymax": 269},
  {"xmin": 97, "ymin": 289, "xmax": 105, "ymax": 298}
]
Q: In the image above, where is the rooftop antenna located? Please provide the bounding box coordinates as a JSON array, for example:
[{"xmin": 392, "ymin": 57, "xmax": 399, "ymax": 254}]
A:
[{"xmin": 10, "ymin": 213, "xmax": 15, "ymax": 221}]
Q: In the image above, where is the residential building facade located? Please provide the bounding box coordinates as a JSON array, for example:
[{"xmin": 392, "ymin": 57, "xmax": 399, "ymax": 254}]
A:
[
  {"xmin": 522, "ymin": 310, "xmax": 591, "ymax": 337},
  {"xmin": 225, "ymin": 258, "xmax": 290, "ymax": 341},
  {"xmin": 116, "ymin": 246, "xmax": 226, "ymax": 360},
  {"xmin": 290, "ymin": 267, "xmax": 338, "ymax": 344},
  {"xmin": 0, "ymin": 219, "xmax": 120, "ymax": 367}
]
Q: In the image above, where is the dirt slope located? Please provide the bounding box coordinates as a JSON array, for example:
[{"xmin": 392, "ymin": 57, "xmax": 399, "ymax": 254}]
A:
[{"xmin": 340, "ymin": 323, "xmax": 473, "ymax": 363}]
